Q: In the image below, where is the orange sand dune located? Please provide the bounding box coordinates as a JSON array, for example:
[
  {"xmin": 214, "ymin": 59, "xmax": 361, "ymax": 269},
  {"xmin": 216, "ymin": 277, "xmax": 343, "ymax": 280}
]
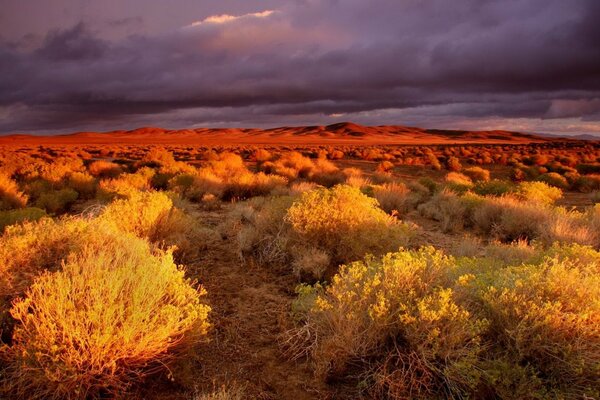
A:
[{"xmin": 0, "ymin": 122, "xmax": 567, "ymax": 146}]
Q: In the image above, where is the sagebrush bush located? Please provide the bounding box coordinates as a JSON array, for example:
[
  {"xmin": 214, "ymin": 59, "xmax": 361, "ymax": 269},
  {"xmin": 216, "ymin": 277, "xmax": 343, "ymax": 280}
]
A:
[
  {"xmin": 98, "ymin": 167, "xmax": 155, "ymax": 198},
  {"xmin": 285, "ymin": 185, "xmax": 411, "ymax": 265},
  {"xmin": 537, "ymin": 172, "xmax": 569, "ymax": 189},
  {"xmin": 0, "ymin": 172, "xmax": 28, "ymax": 210},
  {"xmin": 515, "ymin": 181, "xmax": 562, "ymax": 204},
  {"xmin": 472, "ymin": 179, "xmax": 514, "ymax": 196},
  {"xmin": 0, "ymin": 207, "xmax": 46, "ymax": 232},
  {"xmin": 463, "ymin": 166, "xmax": 490, "ymax": 182},
  {"xmin": 291, "ymin": 244, "xmax": 600, "ymax": 399},
  {"xmin": 98, "ymin": 191, "xmax": 213, "ymax": 262},
  {"xmin": 418, "ymin": 190, "xmax": 467, "ymax": 232},
  {"xmin": 2, "ymin": 231, "xmax": 210, "ymax": 399},
  {"xmin": 290, "ymin": 247, "xmax": 487, "ymax": 398},
  {"xmin": 34, "ymin": 188, "xmax": 79, "ymax": 213},
  {"xmin": 372, "ymin": 182, "xmax": 411, "ymax": 214}
]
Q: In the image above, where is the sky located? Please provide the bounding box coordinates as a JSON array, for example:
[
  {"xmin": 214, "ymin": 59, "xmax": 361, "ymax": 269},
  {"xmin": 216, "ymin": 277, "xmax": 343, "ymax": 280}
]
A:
[{"xmin": 0, "ymin": 0, "xmax": 599, "ymax": 135}]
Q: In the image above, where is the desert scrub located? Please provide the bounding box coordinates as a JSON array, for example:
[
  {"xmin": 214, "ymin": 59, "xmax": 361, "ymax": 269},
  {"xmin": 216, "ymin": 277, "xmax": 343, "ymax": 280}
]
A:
[
  {"xmin": 0, "ymin": 172, "xmax": 28, "ymax": 210},
  {"xmin": 290, "ymin": 247, "xmax": 487, "ymax": 399},
  {"xmin": 34, "ymin": 187, "xmax": 79, "ymax": 214},
  {"xmin": 418, "ymin": 189, "xmax": 468, "ymax": 232},
  {"xmin": 476, "ymin": 245, "xmax": 600, "ymax": 398},
  {"xmin": 285, "ymin": 185, "xmax": 412, "ymax": 265},
  {"xmin": 372, "ymin": 182, "xmax": 411, "ymax": 214},
  {"xmin": 515, "ymin": 181, "xmax": 562, "ymax": 205},
  {"xmin": 472, "ymin": 179, "xmax": 515, "ymax": 197},
  {"xmin": 291, "ymin": 244, "xmax": 600, "ymax": 399},
  {"xmin": 0, "ymin": 207, "xmax": 46, "ymax": 232},
  {"xmin": 1, "ymin": 232, "xmax": 210, "ymax": 399},
  {"xmin": 463, "ymin": 166, "xmax": 490, "ymax": 182},
  {"xmin": 232, "ymin": 185, "xmax": 412, "ymax": 280},
  {"xmin": 98, "ymin": 190, "xmax": 214, "ymax": 262}
]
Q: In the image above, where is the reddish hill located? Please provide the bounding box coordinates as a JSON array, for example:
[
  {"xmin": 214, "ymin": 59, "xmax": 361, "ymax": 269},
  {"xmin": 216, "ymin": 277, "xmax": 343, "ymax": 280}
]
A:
[{"xmin": 0, "ymin": 122, "xmax": 570, "ymax": 146}]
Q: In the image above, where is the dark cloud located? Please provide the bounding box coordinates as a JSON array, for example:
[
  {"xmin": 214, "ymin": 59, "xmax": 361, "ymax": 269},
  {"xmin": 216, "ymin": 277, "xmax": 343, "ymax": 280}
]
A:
[{"xmin": 0, "ymin": 0, "xmax": 599, "ymax": 134}]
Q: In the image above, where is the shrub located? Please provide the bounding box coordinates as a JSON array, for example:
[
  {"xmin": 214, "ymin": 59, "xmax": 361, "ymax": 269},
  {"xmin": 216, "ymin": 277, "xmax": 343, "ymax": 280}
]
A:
[
  {"xmin": 418, "ymin": 190, "xmax": 467, "ymax": 232},
  {"xmin": 2, "ymin": 232, "xmax": 209, "ymax": 399},
  {"xmin": 88, "ymin": 160, "xmax": 123, "ymax": 178},
  {"xmin": 472, "ymin": 196, "xmax": 551, "ymax": 241},
  {"xmin": 463, "ymin": 166, "xmax": 490, "ymax": 182},
  {"xmin": 98, "ymin": 167, "xmax": 155, "ymax": 198},
  {"xmin": 291, "ymin": 244, "xmax": 600, "ymax": 399},
  {"xmin": 574, "ymin": 174, "xmax": 600, "ymax": 192},
  {"xmin": 478, "ymin": 248, "xmax": 600, "ymax": 398},
  {"xmin": 0, "ymin": 173, "xmax": 28, "ymax": 210},
  {"xmin": 98, "ymin": 191, "xmax": 210, "ymax": 262},
  {"xmin": 34, "ymin": 188, "xmax": 79, "ymax": 213},
  {"xmin": 290, "ymin": 247, "xmax": 487, "ymax": 398},
  {"xmin": 285, "ymin": 185, "xmax": 411, "ymax": 265},
  {"xmin": 515, "ymin": 181, "xmax": 562, "ymax": 205},
  {"xmin": 0, "ymin": 207, "xmax": 46, "ymax": 232},
  {"xmin": 446, "ymin": 156, "xmax": 462, "ymax": 171},
  {"xmin": 66, "ymin": 171, "xmax": 97, "ymax": 199},
  {"xmin": 472, "ymin": 179, "xmax": 515, "ymax": 197},
  {"xmin": 444, "ymin": 172, "xmax": 474, "ymax": 193},
  {"xmin": 372, "ymin": 182, "xmax": 411, "ymax": 214},
  {"xmin": 536, "ymin": 172, "xmax": 569, "ymax": 189}
]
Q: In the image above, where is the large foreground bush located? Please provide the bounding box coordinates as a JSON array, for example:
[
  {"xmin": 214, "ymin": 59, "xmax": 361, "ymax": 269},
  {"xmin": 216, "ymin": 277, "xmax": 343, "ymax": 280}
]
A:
[
  {"xmin": 291, "ymin": 245, "xmax": 600, "ymax": 399},
  {"xmin": 2, "ymin": 232, "xmax": 209, "ymax": 399}
]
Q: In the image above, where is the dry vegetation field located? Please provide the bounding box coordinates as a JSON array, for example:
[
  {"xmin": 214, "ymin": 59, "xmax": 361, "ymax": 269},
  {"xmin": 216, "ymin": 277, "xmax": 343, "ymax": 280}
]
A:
[{"xmin": 1, "ymin": 139, "xmax": 600, "ymax": 399}]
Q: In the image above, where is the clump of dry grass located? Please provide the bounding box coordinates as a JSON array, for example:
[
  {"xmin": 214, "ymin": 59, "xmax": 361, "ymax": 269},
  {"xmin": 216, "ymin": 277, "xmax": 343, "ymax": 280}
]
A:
[{"xmin": 2, "ymin": 231, "xmax": 209, "ymax": 399}]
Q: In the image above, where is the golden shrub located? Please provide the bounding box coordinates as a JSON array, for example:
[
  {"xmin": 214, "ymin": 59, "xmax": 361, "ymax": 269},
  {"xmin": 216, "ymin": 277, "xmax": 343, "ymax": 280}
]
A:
[
  {"xmin": 515, "ymin": 181, "xmax": 562, "ymax": 204},
  {"xmin": 2, "ymin": 232, "xmax": 209, "ymax": 399},
  {"xmin": 0, "ymin": 172, "xmax": 28, "ymax": 210},
  {"xmin": 291, "ymin": 247, "xmax": 486, "ymax": 398},
  {"xmin": 286, "ymin": 185, "xmax": 412, "ymax": 264}
]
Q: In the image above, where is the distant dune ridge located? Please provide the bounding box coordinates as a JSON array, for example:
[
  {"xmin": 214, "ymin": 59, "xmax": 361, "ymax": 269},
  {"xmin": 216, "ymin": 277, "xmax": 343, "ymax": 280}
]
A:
[{"xmin": 0, "ymin": 122, "xmax": 589, "ymax": 145}]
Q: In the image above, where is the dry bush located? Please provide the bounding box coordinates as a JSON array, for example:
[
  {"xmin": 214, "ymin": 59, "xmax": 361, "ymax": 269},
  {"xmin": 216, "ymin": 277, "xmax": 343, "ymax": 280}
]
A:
[
  {"xmin": 290, "ymin": 247, "xmax": 486, "ymax": 398},
  {"xmin": 98, "ymin": 191, "xmax": 212, "ymax": 262},
  {"xmin": 178, "ymin": 153, "xmax": 287, "ymax": 201},
  {"xmin": 291, "ymin": 244, "xmax": 600, "ymax": 399},
  {"xmin": 285, "ymin": 185, "xmax": 412, "ymax": 265},
  {"xmin": 34, "ymin": 188, "xmax": 79, "ymax": 214},
  {"xmin": 0, "ymin": 207, "xmax": 46, "ymax": 233},
  {"xmin": 418, "ymin": 190, "xmax": 467, "ymax": 232},
  {"xmin": 291, "ymin": 247, "xmax": 331, "ymax": 282},
  {"xmin": 463, "ymin": 166, "xmax": 490, "ymax": 182},
  {"xmin": 2, "ymin": 232, "xmax": 209, "ymax": 399},
  {"xmin": 141, "ymin": 147, "xmax": 196, "ymax": 175},
  {"xmin": 537, "ymin": 172, "xmax": 569, "ymax": 189},
  {"xmin": 515, "ymin": 181, "xmax": 562, "ymax": 205},
  {"xmin": 446, "ymin": 156, "xmax": 462, "ymax": 171},
  {"xmin": 471, "ymin": 195, "xmax": 550, "ymax": 241},
  {"xmin": 98, "ymin": 167, "xmax": 155, "ymax": 198},
  {"xmin": 232, "ymin": 196, "xmax": 295, "ymax": 266},
  {"xmin": 0, "ymin": 172, "xmax": 28, "ymax": 210},
  {"xmin": 575, "ymin": 174, "xmax": 600, "ymax": 192},
  {"xmin": 372, "ymin": 182, "xmax": 411, "ymax": 214},
  {"xmin": 444, "ymin": 172, "xmax": 474, "ymax": 193},
  {"xmin": 88, "ymin": 160, "xmax": 123, "ymax": 178}
]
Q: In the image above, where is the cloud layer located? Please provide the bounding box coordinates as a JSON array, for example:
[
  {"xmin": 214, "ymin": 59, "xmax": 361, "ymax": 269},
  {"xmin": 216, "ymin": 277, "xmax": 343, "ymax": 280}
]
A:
[{"xmin": 1, "ymin": 0, "xmax": 599, "ymax": 134}]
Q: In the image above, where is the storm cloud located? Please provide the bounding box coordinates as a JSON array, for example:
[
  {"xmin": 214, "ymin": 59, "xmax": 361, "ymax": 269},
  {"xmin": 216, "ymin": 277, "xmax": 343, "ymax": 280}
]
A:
[{"xmin": 0, "ymin": 0, "xmax": 599, "ymax": 134}]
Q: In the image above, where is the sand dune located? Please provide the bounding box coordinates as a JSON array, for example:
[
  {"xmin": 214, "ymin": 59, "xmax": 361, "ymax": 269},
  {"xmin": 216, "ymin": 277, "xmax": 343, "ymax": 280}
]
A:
[{"xmin": 0, "ymin": 122, "xmax": 567, "ymax": 146}]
